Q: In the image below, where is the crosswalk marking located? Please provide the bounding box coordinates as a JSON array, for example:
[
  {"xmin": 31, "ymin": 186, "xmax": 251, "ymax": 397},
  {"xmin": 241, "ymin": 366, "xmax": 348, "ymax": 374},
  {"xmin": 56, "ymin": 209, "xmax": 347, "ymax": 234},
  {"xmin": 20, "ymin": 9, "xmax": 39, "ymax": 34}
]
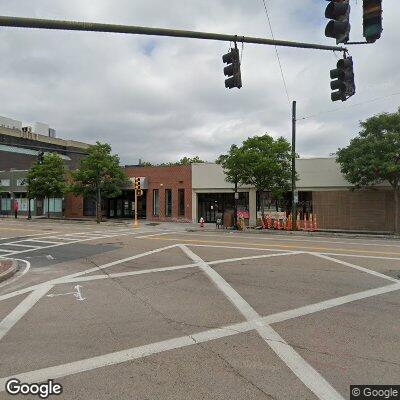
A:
[{"xmin": 0, "ymin": 228, "xmax": 164, "ymax": 258}]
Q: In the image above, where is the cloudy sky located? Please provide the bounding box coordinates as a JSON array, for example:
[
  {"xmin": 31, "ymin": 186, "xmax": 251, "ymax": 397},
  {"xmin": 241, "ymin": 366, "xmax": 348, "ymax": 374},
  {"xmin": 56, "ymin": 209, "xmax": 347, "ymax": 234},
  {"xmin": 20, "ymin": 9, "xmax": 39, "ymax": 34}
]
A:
[{"xmin": 0, "ymin": 1, "xmax": 399, "ymax": 164}]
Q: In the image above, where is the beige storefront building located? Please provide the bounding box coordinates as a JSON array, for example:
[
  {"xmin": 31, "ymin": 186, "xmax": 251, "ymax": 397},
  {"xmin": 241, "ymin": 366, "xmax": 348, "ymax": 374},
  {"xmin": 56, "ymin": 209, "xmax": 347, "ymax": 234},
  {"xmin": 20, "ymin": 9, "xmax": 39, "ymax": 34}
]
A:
[{"xmin": 191, "ymin": 158, "xmax": 395, "ymax": 232}]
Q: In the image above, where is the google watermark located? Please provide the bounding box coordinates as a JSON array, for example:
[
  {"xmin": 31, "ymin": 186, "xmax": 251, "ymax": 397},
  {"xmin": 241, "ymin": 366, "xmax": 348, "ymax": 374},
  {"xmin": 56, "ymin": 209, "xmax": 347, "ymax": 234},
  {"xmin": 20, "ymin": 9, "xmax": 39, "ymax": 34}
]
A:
[
  {"xmin": 351, "ymin": 385, "xmax": 400, "ymax": 400},
  {"xmin": 5, "ymin": 379, "xmax": 62, "ymax": 399}
]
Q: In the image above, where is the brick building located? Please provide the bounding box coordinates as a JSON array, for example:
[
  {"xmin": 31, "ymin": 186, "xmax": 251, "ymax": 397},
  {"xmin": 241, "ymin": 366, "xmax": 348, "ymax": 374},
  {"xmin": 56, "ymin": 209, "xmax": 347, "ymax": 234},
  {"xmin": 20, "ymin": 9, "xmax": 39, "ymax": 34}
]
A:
[
  {"xmin": 124, "ymin": 165, "xmax": 192, "ymax": 222},
  {"xmin": 0, "ymin": 118, "xmax": 90, "ymax": 218}
]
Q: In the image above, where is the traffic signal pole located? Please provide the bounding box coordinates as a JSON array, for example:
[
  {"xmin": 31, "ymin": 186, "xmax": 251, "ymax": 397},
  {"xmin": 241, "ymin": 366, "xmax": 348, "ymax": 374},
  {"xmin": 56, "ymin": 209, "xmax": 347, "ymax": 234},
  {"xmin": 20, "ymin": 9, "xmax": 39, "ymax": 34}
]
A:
[
  {"xmin": 0, "ymin": 16, "xmax": 346, "ymax": 52},
  {"xmin": 291, "ymin": 101, "xmax": 297, "ymax": 231},
  {"xmin": 134, "ymin": 188, "xmax": 138, "ymax": 227}
]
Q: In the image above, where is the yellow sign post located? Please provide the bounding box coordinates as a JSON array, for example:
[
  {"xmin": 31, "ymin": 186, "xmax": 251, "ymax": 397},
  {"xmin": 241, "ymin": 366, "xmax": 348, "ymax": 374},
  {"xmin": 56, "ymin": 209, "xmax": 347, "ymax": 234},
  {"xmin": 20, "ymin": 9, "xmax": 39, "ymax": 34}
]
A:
[{"xmin": 133, "ymin": 177, "xmax": 141, "ymax": 227}]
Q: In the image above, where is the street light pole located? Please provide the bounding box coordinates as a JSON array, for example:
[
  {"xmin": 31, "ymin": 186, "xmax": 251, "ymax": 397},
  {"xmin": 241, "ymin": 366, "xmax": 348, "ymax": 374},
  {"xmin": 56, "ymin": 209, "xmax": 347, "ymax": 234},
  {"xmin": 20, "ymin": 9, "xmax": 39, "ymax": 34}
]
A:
[{"xmin": 291, "ymin": 101, "xmax": 297, "ymax": 231}]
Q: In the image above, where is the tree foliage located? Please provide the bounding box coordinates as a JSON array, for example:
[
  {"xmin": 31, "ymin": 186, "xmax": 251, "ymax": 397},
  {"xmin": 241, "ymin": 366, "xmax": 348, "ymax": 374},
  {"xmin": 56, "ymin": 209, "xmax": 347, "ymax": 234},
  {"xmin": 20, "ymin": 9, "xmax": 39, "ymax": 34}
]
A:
[
  {"xmin": 337, "ymin": 108, "xmax": 400, "ymax": 231},
  {"xmin": 160, "ymin": 156, "xmax": 205, "ymax": 166},
  {"xmin": 216, "ymin": 145, "xmax": 242, "ymax": 187},
  {"xmin": 218, "ymin": 134, "xmax": 294, "ymax": 216},
  {"xmin": 26, "ymin": 153, "xmax": 68, "ymax": 200},
  {"xmin": 70, "ymin": 142, "xmax": 129, "ymax": 222}
]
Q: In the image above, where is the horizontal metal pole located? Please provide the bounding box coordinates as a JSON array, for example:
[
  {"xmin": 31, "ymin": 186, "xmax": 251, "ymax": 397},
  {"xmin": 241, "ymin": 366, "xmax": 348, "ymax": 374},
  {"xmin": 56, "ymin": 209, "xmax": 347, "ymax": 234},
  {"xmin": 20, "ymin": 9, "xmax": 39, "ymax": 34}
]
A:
[{"xmin": 0, "ymin": 16, "xmax": 346, "ymax": 52}]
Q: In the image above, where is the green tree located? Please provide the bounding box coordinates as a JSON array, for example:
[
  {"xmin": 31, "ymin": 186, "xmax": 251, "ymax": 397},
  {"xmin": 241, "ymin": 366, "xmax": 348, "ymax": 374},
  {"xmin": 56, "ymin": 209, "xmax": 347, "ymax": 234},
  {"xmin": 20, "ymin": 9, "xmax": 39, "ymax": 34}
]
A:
[
  {"xmin": 70, "ymin": 142, "xmax": 129, "ymax": 223},
  {"xmin": 217, "ymin": 144, "xmax": 243, "ymax": 193},
  {"xmin": 26, "ymin": 153, "xmax": 68, "ymax": 218},
  {"xmin": 337, "ymin": 108, "xmax": 400, "ymax": 232},
  {"xmin": 219, "ymin": 134, "xmax": 294, "ymax": 218},
  {"xmin": 160, "ymin": 156, "xmax": 205, "ymax": 166}
]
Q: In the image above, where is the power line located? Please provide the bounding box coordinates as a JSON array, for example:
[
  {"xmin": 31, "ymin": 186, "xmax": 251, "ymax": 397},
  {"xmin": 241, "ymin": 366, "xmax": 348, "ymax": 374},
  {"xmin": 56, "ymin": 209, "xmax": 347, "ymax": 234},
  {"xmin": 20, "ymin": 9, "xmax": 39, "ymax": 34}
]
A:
[
  {"xmin": 260, "ymin": 0, "xmax": 291, "ymax": 104},
  {"xmin": 297, "ymin": 91, "xmax": 400, "ymax": 121}
]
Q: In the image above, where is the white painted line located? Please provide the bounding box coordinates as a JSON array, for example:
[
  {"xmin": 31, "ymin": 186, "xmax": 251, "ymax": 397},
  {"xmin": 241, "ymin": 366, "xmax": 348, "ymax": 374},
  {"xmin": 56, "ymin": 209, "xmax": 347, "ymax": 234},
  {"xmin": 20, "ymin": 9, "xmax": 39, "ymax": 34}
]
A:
[
  {"xmin": 262, "ymin": 283, "xmax": 400, "ymax": 325},
  {"xmin": 1, "ymin": 243, "xmax": 41, "ymax": 249},
  {"xmin": 180, "ymin": 231, "xmax": 400, "ymax": 249},
  {"xmin": 0, "ymin": 229, "xmax": 153, "ymax": 259},
  {"xmin": 188, "ymin": 243, "xmax": 298, "ymax": 252},
  {"xmin": 1, "ymin": 282, "xmax": 398, "ymax": 391},
  {"xmin": 136, "ymin": 231, "xmax": 181, "ymax": 239},
  {"xmin": 0, "ymin": 332, "xmax": 219, "ymax": 389},
  {"xmin": 62, "ymin": 251, "xmax": 300, "ymax": 284},
  {"xmin": 179, "ymin": 245, "xmax": 345, "ymax": 400},
  {"xmin": 47, "ymin": 285, "xmax": 85, "ymax": 301},
  {"xmin": 315, "ymin": 251, "xmax": 400, "ymax": 261},
  {"xmin": 28, "ymin": 239, "xmax": 63, "ymax": 245},
  {"xmin": 0, "ymin": 250, "xmax": 13, "ymax": 253},
  {"xmin": 0, "ymin": 285, "xmax": 52, "ymax": 342},
  {"xmin": 0, "ymin": 244, "xmax": 179, "ymax": 301},
  {"xmin": 311, "ymin": 253, "xmax": 399, "ymax": 283},
  {"xmin": 67, "ymin": 263, "xmax": 199, "ymax": 283}
]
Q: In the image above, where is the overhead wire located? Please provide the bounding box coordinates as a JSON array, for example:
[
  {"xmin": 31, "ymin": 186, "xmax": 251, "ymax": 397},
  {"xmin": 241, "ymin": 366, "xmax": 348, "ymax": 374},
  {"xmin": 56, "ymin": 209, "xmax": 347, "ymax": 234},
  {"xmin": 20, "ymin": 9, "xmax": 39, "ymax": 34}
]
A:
[
  {"xmin": 297, "ymin": 91, "xmax": 400, "ymax": 121},
  {"xmin": 260, "ymin": 0, "xmax": 291, "ymax": 104}
]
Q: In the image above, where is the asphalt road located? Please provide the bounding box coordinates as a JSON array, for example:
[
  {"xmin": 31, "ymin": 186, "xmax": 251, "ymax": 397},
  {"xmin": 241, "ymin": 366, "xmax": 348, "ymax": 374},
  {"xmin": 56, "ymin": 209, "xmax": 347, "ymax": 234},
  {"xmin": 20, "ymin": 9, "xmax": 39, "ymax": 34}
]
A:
[{"xmin": 0, "ymin": 220, "xmax": 399, "ymax": 400}]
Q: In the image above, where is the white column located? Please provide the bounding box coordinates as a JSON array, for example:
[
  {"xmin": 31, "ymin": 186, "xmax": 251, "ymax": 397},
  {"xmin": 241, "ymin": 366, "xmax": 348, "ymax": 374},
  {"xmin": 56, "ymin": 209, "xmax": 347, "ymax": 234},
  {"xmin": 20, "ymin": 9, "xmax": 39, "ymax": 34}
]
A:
[{"xmin": 249, "ymin": 189, "xmax": 257, "ymax": 226}]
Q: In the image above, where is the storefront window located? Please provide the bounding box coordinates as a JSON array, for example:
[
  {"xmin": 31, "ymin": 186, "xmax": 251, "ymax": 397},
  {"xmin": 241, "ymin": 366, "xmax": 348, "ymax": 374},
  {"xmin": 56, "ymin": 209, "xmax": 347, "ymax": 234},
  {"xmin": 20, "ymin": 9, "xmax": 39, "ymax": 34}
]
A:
[
  {"xmin": 178, "ymin": 189, "xmax": 185, "ymax": 216},
  {"xmin": 44, "ymin": 198, "xmax": 63, "ymax": 213}
]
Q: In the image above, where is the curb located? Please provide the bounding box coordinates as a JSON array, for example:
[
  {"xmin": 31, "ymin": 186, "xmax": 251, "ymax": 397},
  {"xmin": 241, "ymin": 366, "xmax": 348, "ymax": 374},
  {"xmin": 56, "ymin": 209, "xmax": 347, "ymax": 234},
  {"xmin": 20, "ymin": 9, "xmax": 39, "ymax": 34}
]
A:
[{"xmin": 0, "ymin": 259, "xmax": 18, "ymax": 284}]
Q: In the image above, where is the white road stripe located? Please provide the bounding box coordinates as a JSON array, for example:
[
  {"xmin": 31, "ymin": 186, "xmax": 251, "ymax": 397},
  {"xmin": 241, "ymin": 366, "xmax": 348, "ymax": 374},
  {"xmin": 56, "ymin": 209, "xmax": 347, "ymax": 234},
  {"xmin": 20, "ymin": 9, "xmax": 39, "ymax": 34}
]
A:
[
  {"xmin": 1, "ymin": 243, "xmax": 41, "ymax": 248},
  {"xmin": 0, "ymin": 285, "xmax": 52, "ymax": 341},
  {"xmin": 179, "ymin": 245, "xmax": 345, "ymax": 400},
  {"xmin": 187, "ymin": 243, "xmax": 299, "ymax": 252},
  {"xmin": 0, "ymin": 250, "xmax": 296, "ymax": 300},
  {"xmin": 180, "ymin": 231, "xmax": 400, "ymax": 249},
  {"xmin": 0, "ymin": 282, "xmax": 398, "ymax": 391},
  {"xmin": 311, "ymin": 253, "xmax": 399, "ymax": 283},
  {"xmin": 0, "ymin": 229, "xmax": 154, "ymax": 259}
]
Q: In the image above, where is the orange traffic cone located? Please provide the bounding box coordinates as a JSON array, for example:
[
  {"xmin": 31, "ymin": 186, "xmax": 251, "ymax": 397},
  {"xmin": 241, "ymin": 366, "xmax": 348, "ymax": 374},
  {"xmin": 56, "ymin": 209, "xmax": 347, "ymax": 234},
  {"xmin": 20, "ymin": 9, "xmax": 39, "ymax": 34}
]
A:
[
  {"xmin": 297, "ymin": 213, "xmax": 301, "ymax": 230},
  {"xmin": 313, "ymin": 214, "xmax": 318, "ymax": 231},
  {"xmin": 309, "ymin": 213, "xmax": 315, "ymax": 232},
  {"xmin": 286, "ymin": 215, "xmax": 292, "ymax": 231}
]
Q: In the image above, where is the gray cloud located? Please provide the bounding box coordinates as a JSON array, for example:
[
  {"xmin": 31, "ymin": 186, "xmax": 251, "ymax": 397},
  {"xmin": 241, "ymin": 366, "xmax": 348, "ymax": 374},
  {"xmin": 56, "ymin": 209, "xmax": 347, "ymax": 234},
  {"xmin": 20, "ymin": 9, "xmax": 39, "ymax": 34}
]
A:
[{"xmin": 0, "ymin": 0, "xmax": 399, "ymax": 164}]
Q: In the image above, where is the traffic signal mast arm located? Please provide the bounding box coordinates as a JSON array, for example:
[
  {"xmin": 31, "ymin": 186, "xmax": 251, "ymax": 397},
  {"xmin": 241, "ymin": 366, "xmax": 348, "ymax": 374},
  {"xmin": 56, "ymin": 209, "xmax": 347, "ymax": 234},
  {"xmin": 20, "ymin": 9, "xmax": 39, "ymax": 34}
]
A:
[{"xmin": 0, "ymin": 15, "xmax": 346, "ymax": 52}]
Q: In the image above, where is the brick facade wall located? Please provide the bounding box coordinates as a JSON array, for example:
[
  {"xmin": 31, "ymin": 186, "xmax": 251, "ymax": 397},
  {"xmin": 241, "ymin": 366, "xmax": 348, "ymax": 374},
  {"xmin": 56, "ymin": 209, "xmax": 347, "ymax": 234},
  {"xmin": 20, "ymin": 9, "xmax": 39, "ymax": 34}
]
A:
[
  {"xmin": 64, "ymin": 193, "xmax": 84, "ymax": 219},
  {"xmin": 124, "ymin": 165, "xmax": 192, "ymax": 222},
  {"xmin": 313, "ymin": 190, "xmax": 396, "ymax": 232}
]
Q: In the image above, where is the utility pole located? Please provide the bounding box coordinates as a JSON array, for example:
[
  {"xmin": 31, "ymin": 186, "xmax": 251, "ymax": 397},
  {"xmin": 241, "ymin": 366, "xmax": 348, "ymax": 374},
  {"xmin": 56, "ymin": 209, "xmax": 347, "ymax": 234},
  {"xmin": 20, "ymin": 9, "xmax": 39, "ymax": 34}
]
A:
[{"xmin": 291, "ymin": 101, "xmax": 297, "ymax": 231}]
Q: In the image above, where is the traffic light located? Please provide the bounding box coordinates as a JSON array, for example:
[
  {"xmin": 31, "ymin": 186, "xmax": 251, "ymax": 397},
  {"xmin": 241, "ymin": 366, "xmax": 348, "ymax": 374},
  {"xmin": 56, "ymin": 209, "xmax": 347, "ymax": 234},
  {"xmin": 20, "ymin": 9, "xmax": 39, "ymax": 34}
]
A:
[
  {"xmin": 37, "ymin": 150, "xmax": 44, "ymax": 164},
  {"xmin": 134, "ymin": 177, "xmax": 141, "ymax": 190},
  {"xmin": 363, "ymin": 0, "xmax": 383, "ymax": 43},
  {"xmin": 222, "ymin": 47, "xmax": 242, "ymax": 89},
  {"xmin": 325, "ymin": 0, "xmax": 351, "ymax": 44},
  {"xmin": 330, "ymin": 56, "xmax": 356, "ymax": 102}
]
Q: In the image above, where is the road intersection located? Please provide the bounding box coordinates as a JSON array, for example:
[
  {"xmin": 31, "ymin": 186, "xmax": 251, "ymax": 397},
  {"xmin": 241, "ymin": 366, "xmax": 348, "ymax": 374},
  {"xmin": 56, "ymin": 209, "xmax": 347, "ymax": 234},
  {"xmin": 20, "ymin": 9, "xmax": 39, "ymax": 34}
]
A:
[{"xmin": 0, "ymin": 221, "xmax": 399, "ymax": 399}]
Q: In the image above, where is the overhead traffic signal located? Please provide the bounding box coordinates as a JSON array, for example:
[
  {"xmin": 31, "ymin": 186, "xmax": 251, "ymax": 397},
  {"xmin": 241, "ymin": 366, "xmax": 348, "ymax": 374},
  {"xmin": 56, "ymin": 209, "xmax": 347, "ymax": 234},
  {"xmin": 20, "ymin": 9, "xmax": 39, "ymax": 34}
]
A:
[
  {"xmin": 330, "ymin": 56, "xmax": 355, "ymax": 102},
  {"xmin": 363, "ymin": 0, "xmax": 383, "ymax": 43},
  {"xmin": 222, "ymin": 46, "xmax": 242, "ymax": 89},
  {"xmin": 325, "ymin": 0, "xmax": 351, "ymax": 44}
]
